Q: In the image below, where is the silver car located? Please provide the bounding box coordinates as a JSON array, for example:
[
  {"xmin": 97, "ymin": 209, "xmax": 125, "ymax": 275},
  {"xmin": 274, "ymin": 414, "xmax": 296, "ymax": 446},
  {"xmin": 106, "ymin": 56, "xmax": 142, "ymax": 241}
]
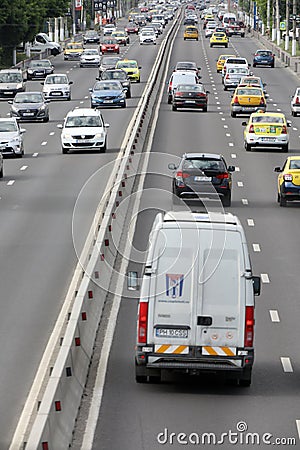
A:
[
  {"xmin": 291, "ymin": 87, "xmax": 300, "ymax": 117},
  {"xmin": 9, "ymin": 92, "xmax": 50, "ymax": 122},
  {"xmin": 0, "ymin": 118, "xmax": 26, "ymax": 158},
  {"xmin": 223, "ymin": 67, "xmax": 250, "ymax": 90},
  {"xmin": 80, "ymin": 49, "xmax": 100, "ymax": 67}
]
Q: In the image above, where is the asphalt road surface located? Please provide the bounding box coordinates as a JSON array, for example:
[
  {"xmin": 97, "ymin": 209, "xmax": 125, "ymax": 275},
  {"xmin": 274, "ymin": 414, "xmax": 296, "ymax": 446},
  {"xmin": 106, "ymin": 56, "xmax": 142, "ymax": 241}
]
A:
[{"xmin": 87, "ymin": 19, "xmax": 300, "ymax": 450}]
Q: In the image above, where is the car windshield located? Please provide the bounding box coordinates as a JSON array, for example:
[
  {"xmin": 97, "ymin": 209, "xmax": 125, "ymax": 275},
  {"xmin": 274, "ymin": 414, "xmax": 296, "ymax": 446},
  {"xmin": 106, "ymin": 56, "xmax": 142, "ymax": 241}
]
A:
[
  {"xmin": 83, "ymin": 50, "xmax": 99, "ymax": 55},
  {"xmin": 45, "ymin": 76, "xmax": 68, "ymax": 84},
  {"xmin": 176, "ymin": 62, "xmax": 197, "ymax": 70},
  {"xmin": 236, "ymin": 88, "xmax": 261, "ymax": 96},
  {"xmin": 86, "ymin": 31, "xmax": 97, "ymax": 36},
  {"xmin": 94, "ymin": 81, "xmax": 121, "ymax": 90},
  {"xmin": 252, "ymin": 115, "xmax": 284, "ymax": 124},
  {"xmin": 66, "ymin": 44, "xmax": 82, "ymax": 49},
  {"xmin": 14, "ymin": 93, "xmax": 43, "ymax": 103},
  {"xmin": 0, "ymin": 121, "xmax": 18, "ymax": 132},
  {"xmin": 102, "ymin": 57, "xmax": 120, "ymax": 65},
  {"xmin": 257, "ymin": 51, "xmax": 272, "ymax": 56},
  {"xmin": 103, "ymin": 39, "xmax": 117, "ymax": 44},
  {"xmin": 0, "ymin": 73, "xmax": 22, "ymax": 83},
  {"xmin": 65, "ymin": 116, "xmax": 102, "ymax": 128},
  {"xmin": 213, "ymin": 33, "xmax": 225, "ymax": 37},
  {"xmin": 118, "ymin": 61, "xmax": 137, "ymax": 68},
  {"xmin": 29, "ymin": 60, "xmax": 51, "ymax": 68},
  {"xmin": 183, "ymin": 159, "xmax": 225, "ymax": 171},
  {"xmin": 102, "ymin": 71, "xmax": 126, "ymax": 80}
]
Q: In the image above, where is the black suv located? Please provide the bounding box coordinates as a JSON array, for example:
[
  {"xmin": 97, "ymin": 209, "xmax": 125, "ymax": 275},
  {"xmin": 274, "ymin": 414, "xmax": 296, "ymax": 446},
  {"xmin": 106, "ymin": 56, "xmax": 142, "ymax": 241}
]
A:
[{"xmin": 168, "ymin": 153, "xmax": 235, "ymax": 206}]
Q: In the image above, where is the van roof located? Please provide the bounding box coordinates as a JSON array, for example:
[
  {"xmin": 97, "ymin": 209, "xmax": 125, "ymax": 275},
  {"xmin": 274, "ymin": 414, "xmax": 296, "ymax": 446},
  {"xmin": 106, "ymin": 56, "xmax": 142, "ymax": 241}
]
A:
[{"xmin": 163, "ymin": 211, "xmax": 239, "ymax": 225}]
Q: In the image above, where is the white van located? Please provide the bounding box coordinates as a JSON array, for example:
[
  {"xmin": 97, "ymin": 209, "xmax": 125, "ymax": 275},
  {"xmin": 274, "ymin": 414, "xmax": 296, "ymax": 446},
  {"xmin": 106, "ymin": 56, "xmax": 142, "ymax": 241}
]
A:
[
  {"xmin": 223, "ymin": 12, "xmax": 236, "ymax": 26},
  {"xmin": 167, "ymin": 71, "xmax": 199, "ymax": 104},
  {"xmin": 30, "ymin": 33, "xmax": 61, "ymax": 56},
  {"xmin": 134, "ymin": 211, "xmax": 261, "ymax": 386}
]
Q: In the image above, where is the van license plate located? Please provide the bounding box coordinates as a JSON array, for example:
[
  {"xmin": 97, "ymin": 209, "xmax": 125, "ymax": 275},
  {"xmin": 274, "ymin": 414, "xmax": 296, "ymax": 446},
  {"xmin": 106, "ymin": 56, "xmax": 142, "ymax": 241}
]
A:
[{"xmin": 156, "ymin": 328, "xmax": 188, "ymax": 338}]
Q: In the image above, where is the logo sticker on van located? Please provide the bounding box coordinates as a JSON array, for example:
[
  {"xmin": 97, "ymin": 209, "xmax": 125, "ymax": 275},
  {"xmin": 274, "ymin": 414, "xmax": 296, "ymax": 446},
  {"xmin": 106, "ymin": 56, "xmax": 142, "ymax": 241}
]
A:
[{"xmin": 166, "ymin": 274, "xmax": 184, "ymax": 298}]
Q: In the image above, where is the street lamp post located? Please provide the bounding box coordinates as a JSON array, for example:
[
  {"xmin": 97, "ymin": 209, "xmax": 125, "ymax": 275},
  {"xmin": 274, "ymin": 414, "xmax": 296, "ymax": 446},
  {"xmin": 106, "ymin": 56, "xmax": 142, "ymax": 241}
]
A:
[
  {"xmin": 276, "ymin": 0, "xmax": 280, "ymax": 45},
  {"xmin": 285, "ymin": 0, "xmax": 289, "ymax": 51}
]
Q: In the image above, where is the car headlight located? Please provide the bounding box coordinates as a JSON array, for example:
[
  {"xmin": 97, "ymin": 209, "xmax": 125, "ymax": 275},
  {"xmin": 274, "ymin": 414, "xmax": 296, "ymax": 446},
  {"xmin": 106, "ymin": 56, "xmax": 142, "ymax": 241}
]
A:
[
  {"xmin": 62, "ymin": 133, "xmax": 71, "ymax": 139},
  {"xmin": 16, "ymin": 83, "xmax": 23, "ymax": 89},
  {"xmin": 27, "ymin": 69, "xmax": 33, "ymax": 73},
  {"xmin": 11, "ymin": 106, "xmax": 18, "ymax": 113},
  {"xmin": 40, "ymin": 105, "xmax": 46, "ymax": 111},
  {"xmin": 95, "ymin": 132, "xmax": 104, "ymax": 138}
]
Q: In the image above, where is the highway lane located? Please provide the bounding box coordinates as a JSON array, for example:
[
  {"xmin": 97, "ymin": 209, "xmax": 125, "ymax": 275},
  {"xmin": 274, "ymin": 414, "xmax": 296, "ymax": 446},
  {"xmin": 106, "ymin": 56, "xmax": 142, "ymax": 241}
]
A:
[
  {"xmin": 0, "ymin": 25, "xmax": 168, "ymax": 448},
  {"xmin": 88, "ymin": 18, "xmax": 300, "ymax": 450}
]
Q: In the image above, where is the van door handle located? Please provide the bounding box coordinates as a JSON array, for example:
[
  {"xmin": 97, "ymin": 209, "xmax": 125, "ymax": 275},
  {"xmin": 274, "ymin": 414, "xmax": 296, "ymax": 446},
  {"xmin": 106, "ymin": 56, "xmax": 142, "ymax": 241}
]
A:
[{"xmin": 197, "ymin": 316, "xmax": 212, "ymax": 326}]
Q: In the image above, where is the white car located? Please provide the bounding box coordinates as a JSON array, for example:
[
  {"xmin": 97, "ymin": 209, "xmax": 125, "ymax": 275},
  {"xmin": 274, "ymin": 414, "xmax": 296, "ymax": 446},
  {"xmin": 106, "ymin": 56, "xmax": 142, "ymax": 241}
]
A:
[
  {"xmin": 103, "ymin": 24, "xmax": 116, "ymax": 36},
  {"xmin": 0, "ymin": 118, "xmax": 25, "ymax": 158},
  {"xmin": 139, "ymin": 30, "xmax": 156, "ymax": 45},
  {"xmin": 59, "ymin": 108, "xmax": 109, "ymax": 154},
  {"xmin": 291, "ymin": 87, "xmax": 300, "ymax": 116},
  {"xmin": 205, "ymin": 22, "xmax": 217, "ymax": 38},
  {"xmin": 80, "ymin": 49, "xmax": 100, "ymax": 67},
  {"xmin": 42, "ymin": 74, "xmax": 73, "ymax": 101}
]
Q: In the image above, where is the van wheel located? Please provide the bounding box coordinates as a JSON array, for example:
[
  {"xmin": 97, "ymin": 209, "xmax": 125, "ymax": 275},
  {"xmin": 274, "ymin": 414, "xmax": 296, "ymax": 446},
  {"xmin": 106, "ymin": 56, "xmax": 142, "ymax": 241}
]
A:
[
  {"xmin": 149, "ymin": 375, "xmax": 161, "ymax": 384},
  {"xmin": 239, "ymin": 378, "xmax": 251, "ymax": 387},
  {"xmin": 172, "ymin": 104, "xmax": 177, "ymax": 111}
]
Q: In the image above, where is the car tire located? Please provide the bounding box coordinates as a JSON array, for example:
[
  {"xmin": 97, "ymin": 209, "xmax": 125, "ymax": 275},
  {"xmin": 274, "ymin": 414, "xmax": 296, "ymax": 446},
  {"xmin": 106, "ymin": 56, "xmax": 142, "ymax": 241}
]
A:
[
  {"xmin": 126, "ymin": 90, "xmax": 131, "ymax": 99},
  {"xmin": 241, "ymin": 33, "xmax": 245, "ymax": 37},
  {"xmin": 172, "ymin": 104, "xmax": 177, "ymax": 111},
  {"xmin": 122, "ymin": 102, "xmax": 126, "ymax": 108},
  {"xmin": 43, "ymin": 116, "xmax": 49, "ymax": 123},
  {"xmin": 225, "ymin": 44, "xmax": 228, "ymax": 47},
  {"xmin": 0, "ymin": 167, "xmax": 3, "ymax": 178},
  {"xmin": 184, "ymin": 38, "xmax": 186, "ymax": 40},
  {"xmin": 67, "ymin": 95, "xmax": 71, "ymax": 101},
  {"xmin": 239, "ymin": 368, "xmax": 252, "ymax": 387},
  {"xmin": 224, "ymin": 85, "xmax": 227, "ymax": 91},
  {"xmin": 203, "ymin": 106, "xmax": 207, "ymax": 112},
  {"xmin": 210, "ymin": 44, "xmax": 212, "ymax": 47},
  {"xmin": 101, "ymin": 139, "xmax": 107, "ymax": 153},
  {"xmin": 137, "ymin": 78, "xmax": 140, "ymax": 83},
  {"xmin": 62, "ymin": 147, "xmax": 68, "ymax": 154},
  {"xmin": 253, "ymin": 63, "xmax": 256, "ymax": 67},
  {"xmin": 231, "ymin": 111, "xmax": 236, "ymax": 117},
  {"xmin": 167, "ymin": 96, "xmax": 172, "ymax": 104},
  {"xmin": 271, "ymin": 63, "xmax": 275, "ymax": 68},
  {"xmin": 279, "ymin": 194, "xmax": 287, "ymax": 207},
  {"xmin": 282, "ymin": 144, "xmax": 289, "ymax": 152},
  {"xmin": 245, "ymin": 143, "xmax": 252, "ymax": 152},
  {"xmin": 222, "ymin": 192, "xmax": 231, "ymax": 207},
  {"xmin": 51, "ymin": 48, "xmax": 60, "ymax": 56},
  {"xmin": 277, "ymin": 193, "xmax": 280, "ymax": 203}
]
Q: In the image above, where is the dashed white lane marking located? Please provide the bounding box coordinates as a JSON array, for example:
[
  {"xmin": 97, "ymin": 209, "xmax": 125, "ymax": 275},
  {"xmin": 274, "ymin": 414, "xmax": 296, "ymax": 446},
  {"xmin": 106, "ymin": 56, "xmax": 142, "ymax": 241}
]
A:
[
  {"xmin": 247, "ymin": 219, "xmax": 254, "ymax": 226},
  {"xmin": 293, "ymin": 127, "xmax": 297, "ymax": 131},
  {"xmin": 70, "ymin": 68, "xmax": 73, "ymax": 71},
  {"xmin": 32, "ymin": 153, "xmax": 39, "ymax": 157},
  {"xmin": 273, "ymin": 103, "xmax": 277, "ymax": 106},
  {"xmin": 261, "ymin": 273, "xmax": 270, "ymax": 283},
  {"xmin": 269, "ymin": 98, "xmax": 273, "ymax": 101},
  {"xmin": 277, "ymin": 108, "xmax": 281, "ymax": 112},
  {"xmin": 20, "ymin": 166, "xmax": 28, "ymax": 171},
  {"xmin": 80, "ymin": 101, "xmax": 84, "ymax": 104},
  {"xmin": 7, "ymin": 180, "xmax": 15, "ymax": 186},
  {"xmin": 226, "ymin": 133, "xmax": 231, "ymax": 136},
  {"xmin": 66, "ymin": 70, "xmax": 70, "ymax": 73},
  {"xmin": 75, "ymin": 106, "xmax": 79, "ymax": 109},
  {"xmin": 215, "ymin": 96, "xmax": 219, "ymax": 99},
  {"xmin": 49, "ymin": 132, "xmax": 55, "ymax": 136},
  {"xmin": 237, "ymin": 181, "xmax": 244, "ymax": 187},
  {"xmin": 217, "ymin": 106, "xmax": 221, "ymax": 109},
  {"xmin": 296, "ymin": 420, "xmax": 300, "ymax": 441},
  {"xmin": 41, "ymin": 141, "xmax": 47, "ymax": 146},
  {"xmin": 242, "ymin": 198, "xmax": 248, "ymax": 205},
  {"xmin": 224, "ymin": 125, "xmax": 228, "ymax": 128},
  {"xmin": 229, "ymin": 142, "xmax": 234, "ymax": 147},
  {"xmin": 221, "ymin": 117, "xmax": 225, "ymax": 121},
  {"xmin": 252, "ymin": 243, "xmax": 261, "ymax": 252},
  {"xmin": 235, "ymin": 166, "xmax": 240, "ymax": 172},
  {"xmin": 281, "ymin": 357, "xmax": 293, "ymax": 373},
  {"xmin": 231, "ymin": 153, "xmax": 236, "ymax": 158},
  {"xmin": 85, "ymin": 96, "xmax": 88, "ymax": 99},
  {"xmin": 219, "ymin": 111, "xmax": 223, "ymax": 114},
  {"xmin": 269, "ymin": 310, "xmax": 280, "ymax": 322}
]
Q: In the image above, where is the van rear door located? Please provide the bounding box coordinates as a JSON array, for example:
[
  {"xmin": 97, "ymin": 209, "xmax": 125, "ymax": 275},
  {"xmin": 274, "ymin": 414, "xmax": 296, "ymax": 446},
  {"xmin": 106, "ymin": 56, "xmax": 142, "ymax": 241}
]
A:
[{"xmin": 196, "ymin": 228, "xmax": 245, "ymax": 351}]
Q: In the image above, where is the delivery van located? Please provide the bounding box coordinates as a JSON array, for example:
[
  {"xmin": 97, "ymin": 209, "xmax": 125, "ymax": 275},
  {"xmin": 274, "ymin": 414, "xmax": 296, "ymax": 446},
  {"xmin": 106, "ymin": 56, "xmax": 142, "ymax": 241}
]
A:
[
  {"xmin": 30, "ymin": 33, "xmax": 61, "ymax": 56},
  {"xmin": 134, "ymin": 211, "xmax": 261, "ymax": 386}
]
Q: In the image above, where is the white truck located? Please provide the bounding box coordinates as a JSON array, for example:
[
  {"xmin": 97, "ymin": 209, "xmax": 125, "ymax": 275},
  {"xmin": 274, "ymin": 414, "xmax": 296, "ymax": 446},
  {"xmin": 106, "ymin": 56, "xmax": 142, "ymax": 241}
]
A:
[
  {"xmin": 134, "ymin": 211, "xmax": 261, "ymax": 386},
  {"xmin": 30, "ymin": 33, "xmax": 61, "ymax": 56}
]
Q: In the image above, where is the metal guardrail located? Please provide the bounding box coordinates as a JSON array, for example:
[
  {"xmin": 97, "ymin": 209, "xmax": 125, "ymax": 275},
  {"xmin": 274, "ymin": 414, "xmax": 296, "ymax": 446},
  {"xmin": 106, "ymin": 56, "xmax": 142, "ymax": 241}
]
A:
[{"xmin": 23, "ymin": 14, "xmax": 180, "ymax": 450}]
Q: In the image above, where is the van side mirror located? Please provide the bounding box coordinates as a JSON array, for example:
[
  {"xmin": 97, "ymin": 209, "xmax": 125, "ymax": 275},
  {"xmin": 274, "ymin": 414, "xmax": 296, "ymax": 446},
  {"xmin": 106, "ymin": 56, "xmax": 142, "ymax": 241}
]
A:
[
  {"xmin": 127, "ymin": 271, "xmax": 139, "ymax": 290},
  {"xmin": 252, "ymin": 276, "xmax": 261, "ymax": 296}
]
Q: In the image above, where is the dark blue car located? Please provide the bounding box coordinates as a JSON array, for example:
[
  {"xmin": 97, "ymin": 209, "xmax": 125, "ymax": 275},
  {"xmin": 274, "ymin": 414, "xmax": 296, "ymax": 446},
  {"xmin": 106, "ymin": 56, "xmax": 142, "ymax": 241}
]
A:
[
  {"xmin": 253, "ymin": 49, "xmax": 275, "ymax": 68},
  {"xmin": 90, "ymin": 80, "xmax": 126, "ymax": 108}
]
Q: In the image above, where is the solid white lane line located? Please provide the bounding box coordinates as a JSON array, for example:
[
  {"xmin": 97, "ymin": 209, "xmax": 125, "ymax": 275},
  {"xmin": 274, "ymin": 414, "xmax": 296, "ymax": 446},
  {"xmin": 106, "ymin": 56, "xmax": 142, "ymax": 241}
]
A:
[
  {"xmin": 49, "ymin": 132, "xmax": 55, "ymax": 136},
  {"xmin": 20, "ymin": 166, "xmax": 28, "ymax": 171},
  {"xmin": 296, "ymin": 420, "xmax": 300, "ymax": 441},
  {"xmin": 231, "ymin": 153, "xmax": 237, "ymax": 158},
  {"xmin": 252, "ymin": 243, "xmax": 261, "ymax": 252},
  {"xmin": 237, "ymin": 181, "xmax": 244, "ymax": 187},
  {"xmin": 269, "ymin": 310, "xmax": 280, "ymax": 322},
  {"xmin": 242, "ymin": 198, "xmax": 248, "ymax": 205},
  {"xmin": 261, "ymin": 273, "xmax": 270, "ymax": 283},
  {"xmin": 7, "ymin": 180, "xmax": 15, "ymax": 186},
  {"xmin": 32, "ymin": 153, "xmax": 39, "ymax": 157},
  {"xmin": 281, "ymin": 357, "xmax": 293, "ymax": 373},
  {"xmin": 41, "ymin": 141, "xmax": 47, "ymax": 146},
  {"xmin": 247, "ymin": 219, "xmax": 254, "ymax": 226}
]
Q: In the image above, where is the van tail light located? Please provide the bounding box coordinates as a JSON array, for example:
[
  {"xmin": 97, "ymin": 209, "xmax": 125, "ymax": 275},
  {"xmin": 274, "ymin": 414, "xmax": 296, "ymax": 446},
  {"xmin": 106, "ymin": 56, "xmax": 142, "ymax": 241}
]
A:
[
  {"xmin": 284, "ymin": 173, "xmax": 293, "ymax": 181},
  {"xmin": 260, "ymin": 97, "xmax": 265, "ymax": 105},
  {"xmin": 233, "ymin": 96, "xmax": 239, "ymax": 104},
  {"xmin": 244, "ymin": 306, "xmax": 254, "ymax": 347},
  {"xmin": 225, "ymin": 73, "xmax": 230, "ymax": 79},
  {"xmin": 138, "ymin": 301, "xmax": 148, "ymax": 344},
  {"xmin": 216, "ymin": 172, "xmax": 229, "ymax": 179},
  {"xmin": 249, "ymin": 124, "xmax": 255, "ymax": 133},
  {"xmin": 296, "ymin": 97, "xmax": 300, "ymax": 104},
  {"xmin": 281, "ymin": 125, "xmax": 287, "ymax": 134}
]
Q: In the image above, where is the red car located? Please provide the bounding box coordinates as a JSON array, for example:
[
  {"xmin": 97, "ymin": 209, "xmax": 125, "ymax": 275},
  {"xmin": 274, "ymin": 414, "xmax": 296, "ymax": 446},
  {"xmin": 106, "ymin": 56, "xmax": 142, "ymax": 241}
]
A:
[
  {"xmin": 125, "ymin": 23, "xmax": 139, "ymax": 34},
  {"xmin": 100, "ymin": 38, "xmax": 120, "ymax": 54}
]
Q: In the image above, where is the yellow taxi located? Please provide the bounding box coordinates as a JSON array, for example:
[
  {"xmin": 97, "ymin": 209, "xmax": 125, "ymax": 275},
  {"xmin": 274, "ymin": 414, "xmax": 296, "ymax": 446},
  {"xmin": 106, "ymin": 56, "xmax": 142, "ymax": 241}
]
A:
[
  {"xmin": 64, "ymin": 42, "xmax": 84, "ymax": 60},
  {"xmin": 275, "ymin": 156, "xmax": 300, "ymax": 206},
  {"xmin": 231, "ymin": 86, "xmax": 266, "ymax": 117},
  {"xmin": 184, "ymin": 26, "xmax": 199, "ymax": 40},
  {"xmin": 116, "ymin": 59, "xmax": 141, "ymax": 82},
  {"xmin": 210, "ymin": 32, "xmax": 228, "ymax": 47},
  {"xmin": 242, "ymin": 111, "xmax": 291, "ymax": 152},
  {"xmin": 204, "ymin": 13, "xmax": 214, "ymax": 20},
  {"xmin": 216, "ymin": 54, "xmax": 236, "ymax": 73}
]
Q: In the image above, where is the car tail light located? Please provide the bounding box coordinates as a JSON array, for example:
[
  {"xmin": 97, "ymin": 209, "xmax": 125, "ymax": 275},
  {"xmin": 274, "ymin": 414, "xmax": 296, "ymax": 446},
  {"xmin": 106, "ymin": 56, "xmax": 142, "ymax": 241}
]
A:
[
  {"xmin": 284, "ymin": 173, "xmax": 293, "ymax": 181},
  {"xmin": 196, "ymin": 92, "xmax": 205, "ymax": 97},
  {"xmin": 281, "ymin": 125, "xmax": 287, "ymax": 134},
  {"xmin": 233, "ymin": 96, "xmax": 239, "ymax": 104},
  {"xmin": 249, "ymin": 124, "xmax": 255, "ymax": 133},
  {"xmin": 102, "ymin": 45, "xmax": 106, "ymax": 50},
  {"xmin": 296, "ymin": 97, "xmax": 300, "ymax": 104},
  {"xmin": 115, "ymin": 45, "xmax": 118, "ymax": 49},
  {"xmin": 244, "ymin": 306, "xmax": 254, "ymax": 347},
  {"xmin": 176, "ymin": 171, "xmax": 190, "ymax": 180},
  {"xmin": 175, "ymin": 92, "xmax": 184, "ymax": 97},
  {"xmin": 225, "ymin": 73, "xmax": 229, "ymax": 79},
  {"xmin": 138, "ymin": 302, "xmax": 148, "ymax": 344},
  {"xmin": 260, "ymin": 97, "xmax": 265, "ymax": 105},
  {"xmin": 125, "ymin": 28, "xmax": 128, "ymax": 31},
  {"xmin": 216, "ymin": 173, "xmax": 229, "ymax": 179}
]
